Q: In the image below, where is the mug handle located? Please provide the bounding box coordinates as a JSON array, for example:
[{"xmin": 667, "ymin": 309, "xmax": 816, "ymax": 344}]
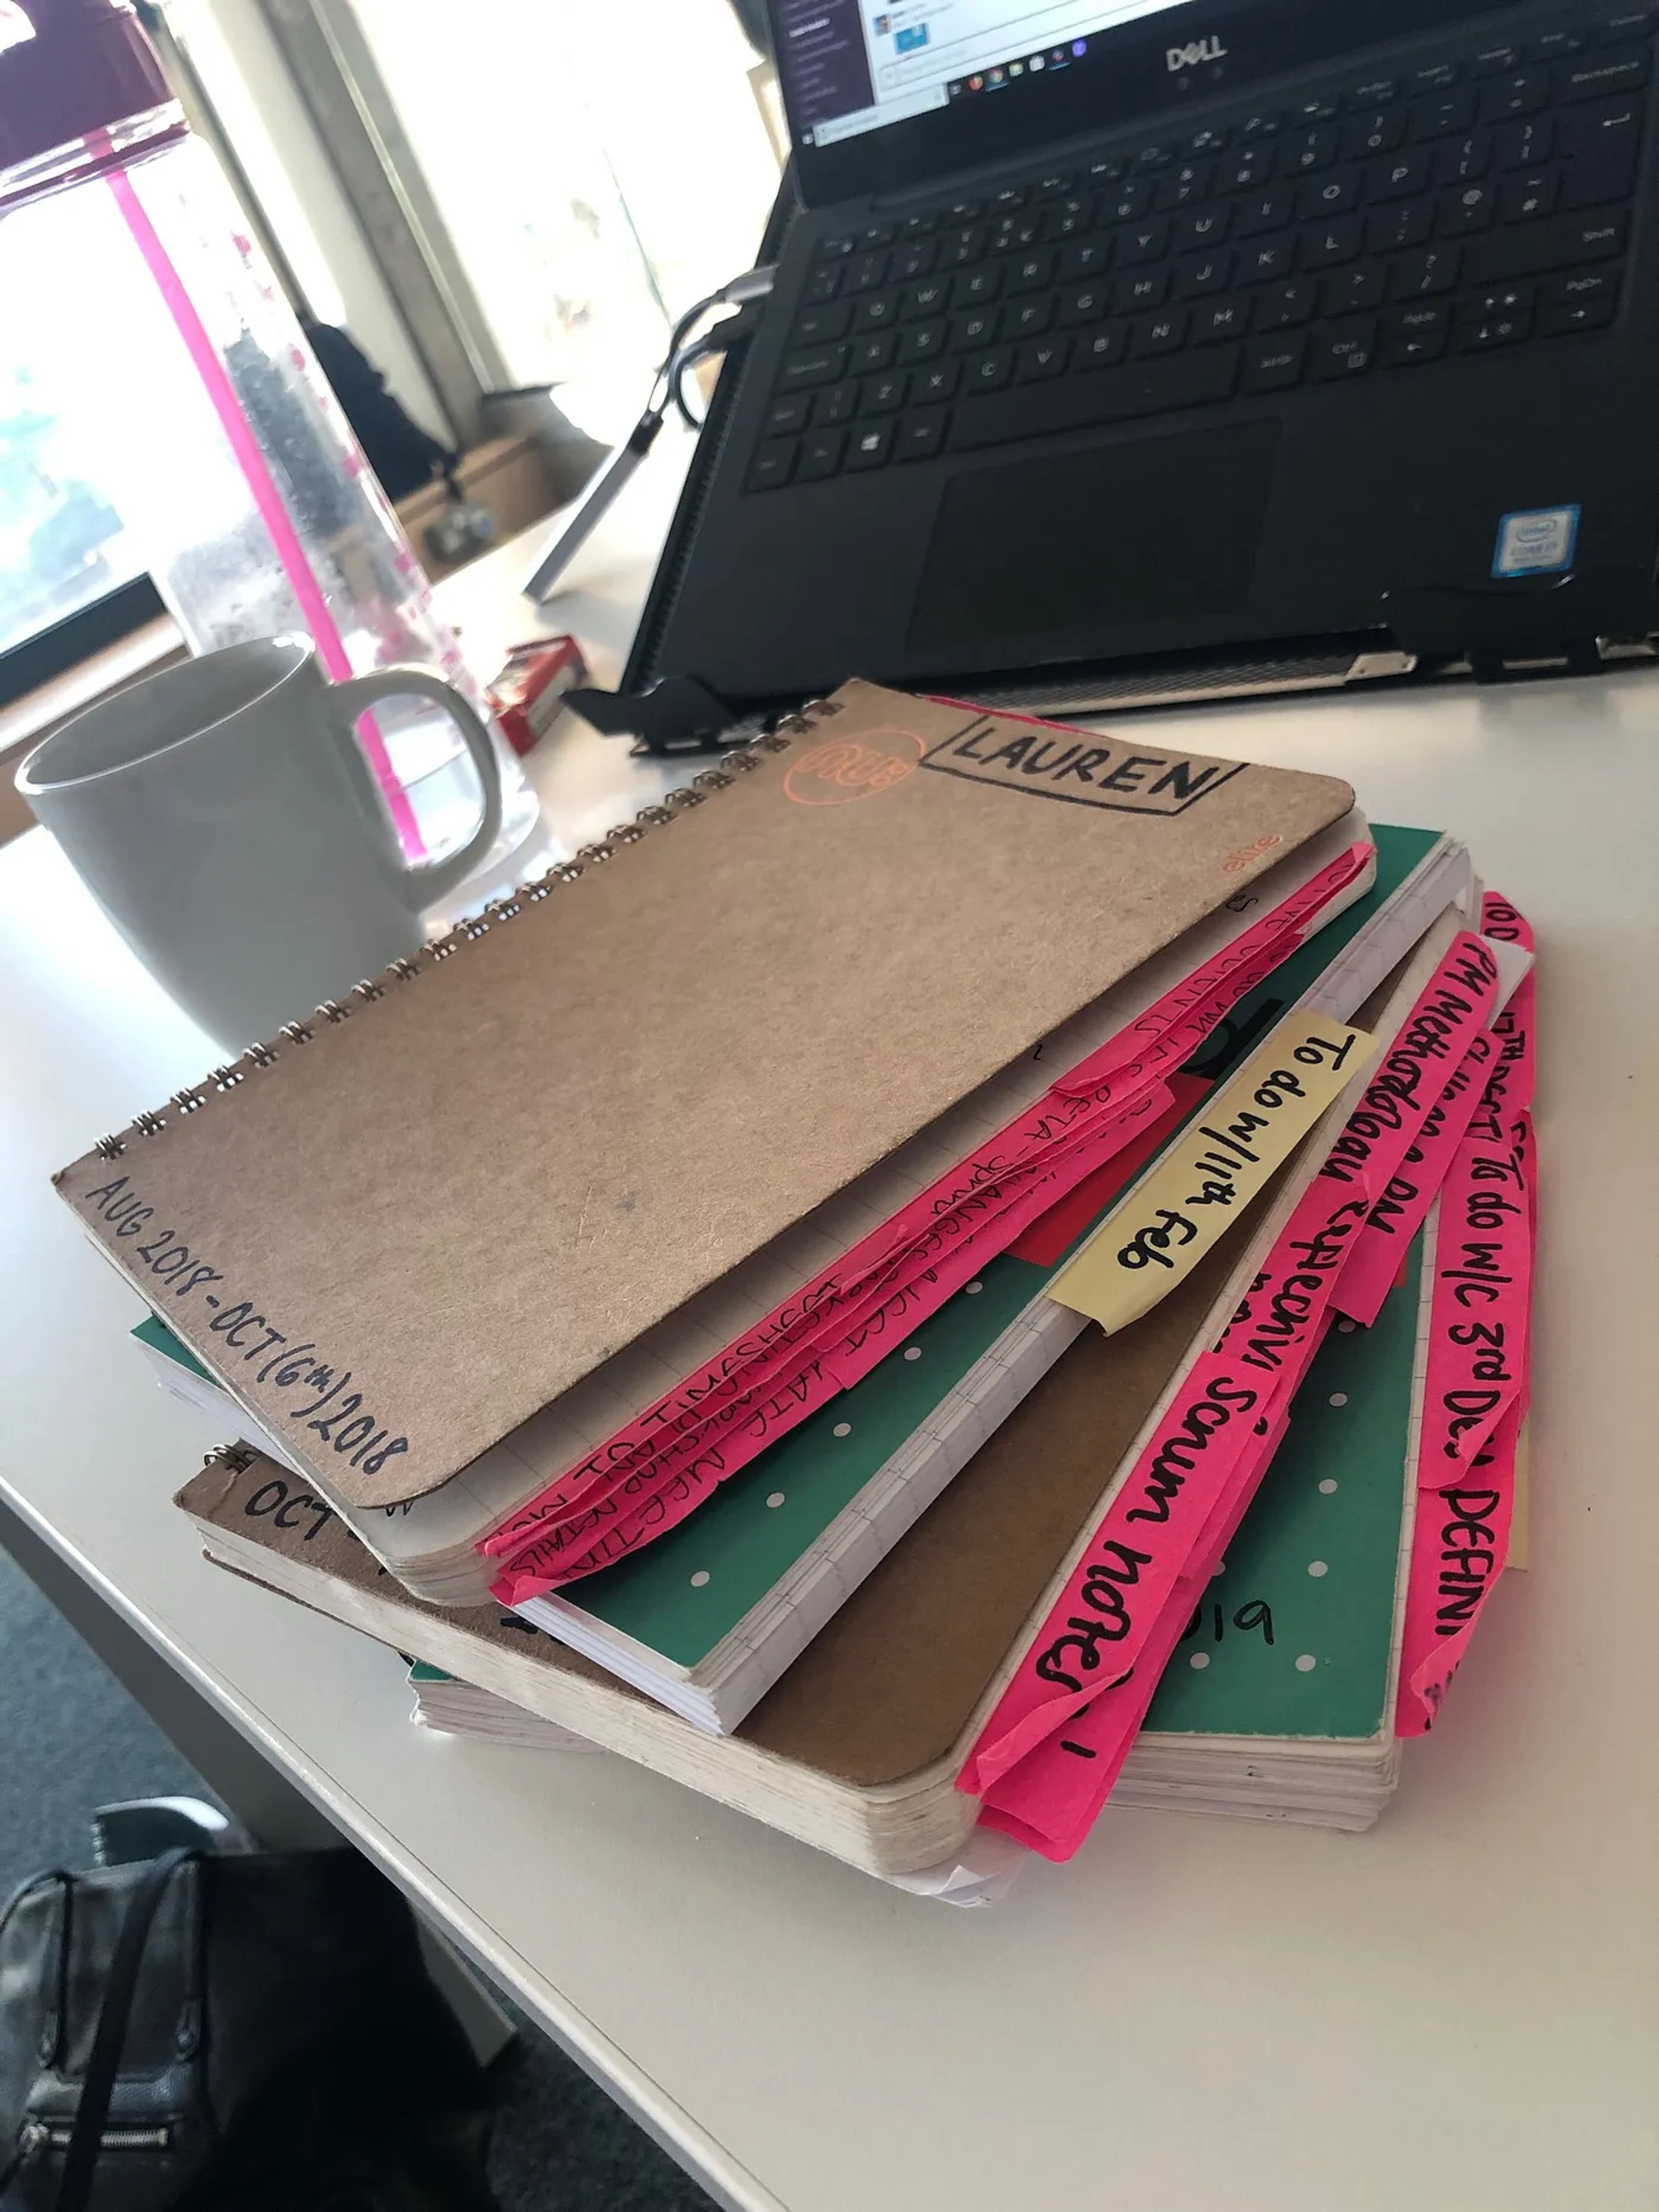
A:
[{"xmin": 328, "ymin": 666, "xmax": 505, "ymax": 911}]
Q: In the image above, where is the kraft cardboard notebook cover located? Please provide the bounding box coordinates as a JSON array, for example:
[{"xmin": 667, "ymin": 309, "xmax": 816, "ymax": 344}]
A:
[{"xmin": 68, "ymin": 678, "xmax": 1352, "ymax": 1512}]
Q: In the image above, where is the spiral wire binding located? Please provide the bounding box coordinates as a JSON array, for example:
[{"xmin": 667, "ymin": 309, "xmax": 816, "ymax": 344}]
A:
[{"xmin": 89, "ymin": 697, "xmax": 840, "ymax": 1161}]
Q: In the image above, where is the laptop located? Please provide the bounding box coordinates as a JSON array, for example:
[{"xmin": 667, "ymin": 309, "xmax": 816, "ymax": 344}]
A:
[{"xmin": 617, "ymin": 0, "xmax": 1659, "ymax": 735}]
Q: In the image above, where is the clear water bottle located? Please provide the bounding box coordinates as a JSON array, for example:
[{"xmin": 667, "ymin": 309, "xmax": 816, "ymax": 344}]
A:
[{"xmin": 0, "ymin": 0, "xmax": 541, "ymax": 895}]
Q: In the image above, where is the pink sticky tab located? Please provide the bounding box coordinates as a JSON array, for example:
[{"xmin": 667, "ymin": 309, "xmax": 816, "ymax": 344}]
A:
[
  {"xmin": 959, "ymin": 1177, "xmax": 1372, "ymax": 1801},
  {"xmin": 1417, "ymin": 1111, "xmax": 1532, "ymax": 1481},
  {"xmin": 1395, "ymin": 1401, "xmax": 1521, "ymax": 1737},
  {"xmin": 1335, "ymin": 1031, "xmax": 1494, "ymax": 1329}
]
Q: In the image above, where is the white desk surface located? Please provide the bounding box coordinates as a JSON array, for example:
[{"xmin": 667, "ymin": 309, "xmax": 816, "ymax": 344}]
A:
[{"xmin": 3, "ymin": 450, "xmax": 1657, "ymax": 2212}]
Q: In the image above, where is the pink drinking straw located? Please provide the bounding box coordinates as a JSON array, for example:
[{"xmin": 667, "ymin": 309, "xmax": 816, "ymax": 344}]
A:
[{"xmin": 105, "ymin": 161, "xmax": 427, "ymax": 858}]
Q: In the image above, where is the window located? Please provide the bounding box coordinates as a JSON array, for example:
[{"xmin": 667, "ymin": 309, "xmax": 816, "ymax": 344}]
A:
[
  {"xmin": 347, "ymin": 0, "xmax": 782, "ymax": 440},
  {"xmin": 0, "ymin": 186, "xmax": 159, "ymax": 701}
]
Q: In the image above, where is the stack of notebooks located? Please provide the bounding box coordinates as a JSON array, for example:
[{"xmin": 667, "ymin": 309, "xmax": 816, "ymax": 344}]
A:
[{"xmin": 58, "ymin": 679, "xmax": 1536, "ymax": 1891}]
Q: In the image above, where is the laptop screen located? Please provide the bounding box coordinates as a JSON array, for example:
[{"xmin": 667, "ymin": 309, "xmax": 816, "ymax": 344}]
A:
[
  {"xmin": 775, "ymin": 0, "xmax": 1503, "ymax": 203},
  {"xmin": 776, "ymin": 1, "xmax": 1191, "ymax": 149}
]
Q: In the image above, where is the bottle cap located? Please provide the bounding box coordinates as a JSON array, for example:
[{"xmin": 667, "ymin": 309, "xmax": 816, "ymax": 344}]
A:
[{"xmin": 0, "ymin": 0, "xmax": 171, "ymax": 178}]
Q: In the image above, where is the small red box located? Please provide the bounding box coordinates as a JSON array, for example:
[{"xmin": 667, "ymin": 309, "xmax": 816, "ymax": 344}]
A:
[{"xmin": 487, "ymin": 636, "xmax": 588, "ymax": 755}]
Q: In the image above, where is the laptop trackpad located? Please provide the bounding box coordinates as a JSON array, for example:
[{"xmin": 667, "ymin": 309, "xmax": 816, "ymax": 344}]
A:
[{"xmin": 907, "ymin": 419, "xmax": 1280, "ymax": 655}]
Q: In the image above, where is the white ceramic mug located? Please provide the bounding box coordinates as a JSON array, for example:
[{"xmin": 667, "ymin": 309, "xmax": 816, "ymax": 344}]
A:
[{"xmin": 17, "ymin": 636, "xmax": 504, "ymax": 1049}]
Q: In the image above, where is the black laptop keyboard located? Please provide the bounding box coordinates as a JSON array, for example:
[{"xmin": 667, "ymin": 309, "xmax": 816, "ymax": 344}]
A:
[{"xmin": 746, "ymin": 11, "xmax": 1652, "ymax": 491}]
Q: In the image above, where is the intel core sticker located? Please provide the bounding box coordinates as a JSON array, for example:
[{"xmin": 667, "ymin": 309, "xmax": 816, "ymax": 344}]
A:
[{"xmin": 1492, "ymin": 505, "xmax": 1580, "ymax": 578}]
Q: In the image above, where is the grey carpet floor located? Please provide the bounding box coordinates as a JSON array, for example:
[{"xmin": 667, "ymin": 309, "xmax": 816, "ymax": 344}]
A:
[{"xmin": 0, "ymin": 1546, "xmax": 716, "ymax": 2212}]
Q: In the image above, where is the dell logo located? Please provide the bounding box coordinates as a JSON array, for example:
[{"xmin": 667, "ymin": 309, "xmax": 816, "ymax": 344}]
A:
[{"xmin": 1166, "ymin": 35, "xmax": 1228, "ymax": 69}]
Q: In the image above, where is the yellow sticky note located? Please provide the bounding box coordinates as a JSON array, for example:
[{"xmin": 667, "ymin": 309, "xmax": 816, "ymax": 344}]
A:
[{"xmin": 1046, "ymin": 1014, "xmax": 1376, "ymax": 1333}]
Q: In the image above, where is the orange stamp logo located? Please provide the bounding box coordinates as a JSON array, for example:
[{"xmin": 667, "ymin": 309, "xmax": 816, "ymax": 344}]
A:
[
  {"xmin": 1222, "ymin": 832, "xmax": 1283, "ymax": 874},
  {"xmin": 783, "ymin": 728, "xmax": 923, "ymax": 806}
]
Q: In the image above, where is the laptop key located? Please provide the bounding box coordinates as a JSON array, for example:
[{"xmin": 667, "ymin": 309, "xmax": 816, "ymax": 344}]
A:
[
  {"xmin": 1219, "ymin": 145, "xmax": 1275, "ymax": 190},
  {"xmin": 1346, "ymin": 77, "xmax": 1402, "ymax": 108},
  {"xmin": 1600, "ymin": 7, "xmax": 1656, "ymax": 39},
  {"xmin": 1242, "ymin": 333, "xmax": 1309, "ymax": 390},
  {"xmin": 1131, "ymin": 307, "xmax": 1189, "ymax": 355},
  {"xmin": 1370, "ymin": 149, "xmax": 1433, "ymax": 198},
  {"xmin": 746, "ymin": 439, "xmax": 798, "ymax": 490},
  {"xmin": 1498, "ymin": 170, "xmax": 1559, "ymax": 220},
  {"xmin": 951, "ymin": 306, "xmax": 1002, "ymax": 349},
  {"xmin": 848, "ymin": 334, "xmax": 897, "ymax": 373},
  {"xmin": 1058, "ymin": 238, "xmax": 1115, "ymax": 281},
  {"xmin": 845, "ymin": 422, "xmax": 894, "ymax": 470},
  {"xmin": 1007, "ymin": 250, "xmax": 1058, "ymax": 294},
  {"xmin": 1007, "ymin": 296, "xmax": 1057, "ymax": 339},
  {"xmin": 1075, "ymin": 324, "xmax": 1131, "ymax": 368},
  {"xmin": 852, "ymin": 290, "xmax": 900, "ymax": 330},
  {"xmin": 1438, "ymin": 182, "xmax": 1498, "ymax": 234},
  {"xmin": 1380, "ymin": 302, "xmax": 1450, "ymax": 362},
  {"xmin": 1253, "ymin": 276, "xmax": 1320, "ymax": 327},
  {"xmin": 1232, "ymin": 184, "xmax": 1297, "ymax": 236},
  {"xmin": 1434, "ymin": 133, "xmax": 1492, "ymax": 184},
  {"xmin": 1342, "ymin": 109, "xmax": 1407, "ymax": 158},
  {"xmin": 1462, "ymin": 206, "xmax": 1627, "ymax": 282},
  {"xmin": 793, "ymin": 302, "xmax": 852, "ymax": 345},
  {"xmin": 1100, "ymin": 181, "xmax": 1153, "ymax": 223},
  {"xmin": 1172, "ymin": 203, "xmax": 1232, "ymax": 250},
  {"xmin": 795, "ymin": 428, "xmax": 846, "ymax": 481},
  {"xmin": 1559, "ymin": 52, "xmax": 1651, "ymax": 102},
  {"xmin": 1531, "ymin": 29, "xmax": 1588, "ymax": 60},
  {"xmin": 902, "ymin": 278, "xmax": 951, "ymax": 318},
  {"xmin": 1057, "ymin": 282, "xmax": 1109, "ymax": 324},
  {"xmin": 803, "ymin": 264, "xmax": 844, "ymax": 305},
  {"xmin": 1300, "ymin": 215, "xmax": 1364, "ymax": 267},
  {"xmin": 1391, "ymin": 244, "xmax": 1462, "ymax": 295},
  {"xmin": 1277, "ymin": 125, "xmax": 1341, "ymax": 175},
  {"xmin": 1017, "ymin": 336, "xmax": 1071, "ymax": 380},
  {"xmin": 893, "ymin": 240, "xmax": 938, "ymax": 280},
  {"xmin": 963, "ymin": 346, "xmax": 1014, "ymax": 392},
  {"xmin": 1239, "ymin": 237, "xmax": 1296, "ymax": 282},
  {"xmin": 1494, "ymin": 115, "xmax": 1556, "ymax": 167},
  {"xmin": 1310, "ymin": 320, "xmax": 1379, "ymax": 377},
  {"xmin": 1411, "ymin": 90, "xmax": 1477, "ymax": 137},
  {"xmin": 1540, "ymin": 290, "xmax": 1618, "ymax": 331},
  {"xmin": 896, "ymin": 320, "xmax": 947, "ymax": 363},
  {"xmin": 940, "ymin": 225, "xmax": 988, "ymax": 265},
  {"xmin": 949, "ymin": 344, "xmax": 1239, "ymax": 450},
  {"xmin": 1455, "ymin": 308, "xmax": 1533, "ymax": 347},
  {"xmin": 816, "ymin": 380, "xmax": 859, "ymax": 424},
  {"xmin": 779, "ymin": 345, "xmax": 849, "ymax": 390},
  {"xmin": 764, "ymin": 394, "xmax": 812, "ymax": 436},
  {"xmin": 1300, "ymin": 166, "xmax": 1364, "ymax": 217},
  {"xmin": 954, "ymin": 267, "xmax": 1004, "ymax": 307},
  {"xmin": 1322, "ymin": 264, "xmax": 1387, "ymax": 313},
  {"xmin": 913, "ymin": 360, "xmax": 961, "ymax": 403},
  {"xmin": 1195, "ymin": 297, "xmax": 1250, "ymax": 342},
  {"xmin": 1471, "ymin": 44, "xmax": 1523, "ymax": 76},
  {"xmin": 861, "ymin": 372, "xmax": 909, "ymax": 414},
  {"xmin": 1172, "ymin": 250, "xmax": 1233, "ymax": 297},
  {"xmin": 1116, "ymin": 267, "xmax": 1170, "ymax": 311},
  {"xmin": 1478, "ymin": 69, "xmax": 1551, "ymax": 121},
  {"xmin": 1117, "ymin": 219, "xmax": 1171, "ymax": 264},
  {"xmin": 1557, "ymin": 96, "xmax": 1645, "ymax": 204},
  {"xmin": 1366, "ymin": 200, "xmax": 1434, "ymax": 252},
  {"xmin": 845, "ymin": 251, "xmax": 890, "ymax": 292}
]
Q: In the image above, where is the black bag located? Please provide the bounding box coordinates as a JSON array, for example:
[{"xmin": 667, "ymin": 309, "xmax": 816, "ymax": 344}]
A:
[{"xmin": 0, "ymin": 1847, "xmax": 503, "ymax": 2212}]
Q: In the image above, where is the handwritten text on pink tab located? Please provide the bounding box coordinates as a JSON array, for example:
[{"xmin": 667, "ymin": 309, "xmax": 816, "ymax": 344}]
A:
[
  {"xmin": 1318, "ymin": 929, "xmax": 1504, "ymax": 1203},
  {"xmin": 958, "ymin": 1175, "xmax": 1369, "ymax": 1799},
  {"xmin": 1395, "ymin": 1402, "xmax": 1520, "ymax": 1737},
  {"xmin": 1417, "ymin": 1113, "xmax": 1532, "ymax": 1479},
  {"xmin": 979, "ymin": 1392, "xmax": 1293, "ymax": 1858},
  {"xmin": 1335, "ymin": 1031, "xmax": 1494, "ymax": 1329}
]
